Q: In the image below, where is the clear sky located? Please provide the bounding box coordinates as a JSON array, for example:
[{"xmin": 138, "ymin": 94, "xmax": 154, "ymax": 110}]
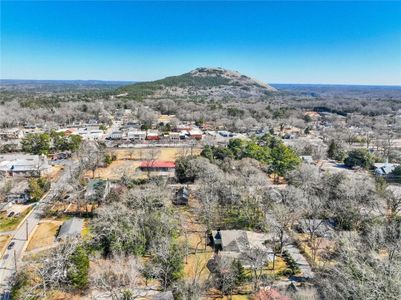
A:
[{"xmin": 1, "ymin": 1, "xmax": 401, "ymax": 85}]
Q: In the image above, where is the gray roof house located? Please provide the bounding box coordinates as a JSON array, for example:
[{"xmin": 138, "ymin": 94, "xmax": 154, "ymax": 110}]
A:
[
  {"xmin": 207, "ymin": 230, "xmax": 274, "ymax": 270},
  {"xmin": 374, "ymin": 163, "xmax": 399, "ymax": 176},
  {"xmin": 7, "ymin": 180, "xmax": 30, "ymax": 203},
  {"xmin": 295, "ymin": 219, "xmax": 336, "ymax": 239},
  {"xmin": 57, "ymin": 218, "xmax": 84, "ymax": 240},
  {"xmin": 0, "ymin": 154, "xmax": 51, "ymax": 177},
  {"xmin": 85, "ymin": 179, "xmax": 111, "ymax": 202}
]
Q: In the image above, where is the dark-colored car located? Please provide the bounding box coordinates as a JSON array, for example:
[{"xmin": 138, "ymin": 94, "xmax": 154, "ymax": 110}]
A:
[
  {"xmin": 7, "ymin": 242, "xmax": 15, "ymax": 250},
  {"xmin": 7, "ymin": 212, "xmax": 15, "ymax": 218}
]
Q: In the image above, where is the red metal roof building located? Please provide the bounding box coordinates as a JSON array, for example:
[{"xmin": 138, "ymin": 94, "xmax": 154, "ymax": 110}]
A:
[{"xmin": 139, "ymin": 161, "xmax": 176, "ymax": 172}]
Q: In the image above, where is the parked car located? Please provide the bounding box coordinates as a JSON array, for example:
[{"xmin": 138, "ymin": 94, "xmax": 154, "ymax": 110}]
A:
[
  {"xmin": 7, "ymin": 242, "xmax": 15, "ymax": 250},
  {"xmin": 7, "ymin": 212, "xmax": 15, "ymax": 218}
]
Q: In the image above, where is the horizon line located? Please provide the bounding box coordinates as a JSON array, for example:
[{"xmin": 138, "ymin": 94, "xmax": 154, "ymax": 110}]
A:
[{"xmin": 1, "ymin": 78, "xmax": 401, "ymax": 88}]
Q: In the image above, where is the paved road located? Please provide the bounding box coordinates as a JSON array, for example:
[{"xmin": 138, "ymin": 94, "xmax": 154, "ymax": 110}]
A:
[{"xmin": 0, "ymin": 160, "xmax": 78, "ymax": 292}]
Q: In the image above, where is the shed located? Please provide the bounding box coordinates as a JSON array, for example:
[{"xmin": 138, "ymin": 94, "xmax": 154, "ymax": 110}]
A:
[{"xmin": 57, "ymin": 218, "xmax": 84, "ymax": 240}]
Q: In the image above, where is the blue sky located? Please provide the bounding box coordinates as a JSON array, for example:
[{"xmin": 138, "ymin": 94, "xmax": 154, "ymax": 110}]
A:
[{"xmin": 1, "ymin": 1, "xmax": 401, "ymax": 85}]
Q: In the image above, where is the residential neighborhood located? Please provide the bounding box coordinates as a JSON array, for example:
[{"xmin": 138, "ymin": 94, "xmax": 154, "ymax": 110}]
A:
[{"xmin": 1, "ymin": 1, "xmax": 401, "ymax": 299}]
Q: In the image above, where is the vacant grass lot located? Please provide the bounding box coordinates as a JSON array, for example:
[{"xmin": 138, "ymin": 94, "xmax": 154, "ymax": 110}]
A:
[
  {"xmin": 26, "ymin": 220, "xmax": 62, "ymax": 252},
  {"xmin": 111, "ymin": 147, "xmax": 202, "ymax": 161}
]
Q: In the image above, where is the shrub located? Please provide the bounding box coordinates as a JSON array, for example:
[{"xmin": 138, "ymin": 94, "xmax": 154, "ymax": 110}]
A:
[
  {"xmin": 344, "ymin": 149, "xmax": 375, "ymax": 169},
  {"xmin": 68, "ymin": 245, "xmax": 90, "ymax": 290}
]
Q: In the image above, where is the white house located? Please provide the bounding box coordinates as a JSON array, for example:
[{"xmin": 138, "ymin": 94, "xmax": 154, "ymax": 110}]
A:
[{"xmin": 127, "ymin": 130, "xmax": 146, "ymax": 141}]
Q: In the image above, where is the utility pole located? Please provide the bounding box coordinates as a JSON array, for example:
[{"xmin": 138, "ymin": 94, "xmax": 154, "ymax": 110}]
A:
[
  {"xmin": 26, "ymin": 220, "xmax": 29, "ymax": 241},
  {"xmin": 13, "ymin": 249, "xmax": 17, "ymax": 272}
]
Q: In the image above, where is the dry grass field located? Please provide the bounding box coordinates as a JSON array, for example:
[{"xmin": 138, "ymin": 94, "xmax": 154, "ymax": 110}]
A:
[
  {"xmin": 110, "ymin": 146, "xmax": 202, "ymax": 161},
  {"xmin": 90, "ymin": 160, "xmax": 142, "ymax": 180},
  {"xmin": 90, "ymin": 147, "xmax": 202, "ymax": 180},
  {"xmin": 175, "ymin": 196, "xmax": 213, "ymax": 282},
  {"xmin": 0, "ymin": 234, "xmax": 11, "ymax": 257},
  {"xmin": 26, "ymin": 220, "xmax": 62, "ymax": 252}
]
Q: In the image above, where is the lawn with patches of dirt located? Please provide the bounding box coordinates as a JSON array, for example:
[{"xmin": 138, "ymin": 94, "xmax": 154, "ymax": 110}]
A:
[
  {"xmin": 26, "ymin": 220, "xmax": 62, "ymax": 252},
  {"xmin": 89, "ymin": 147, "xmax": 202, "ymax": 180}
]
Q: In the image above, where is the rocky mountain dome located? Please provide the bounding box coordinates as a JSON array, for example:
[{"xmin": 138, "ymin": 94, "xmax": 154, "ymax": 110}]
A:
[{"xmin": 116, "ymin": 67, "xmax": 277, "ymax": 100}]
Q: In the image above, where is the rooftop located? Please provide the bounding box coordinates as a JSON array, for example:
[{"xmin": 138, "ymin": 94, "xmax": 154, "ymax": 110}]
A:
[
  {"xmin": 57, "ymin": 218, "xmax": 84, "ymax": 240},
  {"xmin": 0, "ymin": 154, "xmax": 50, "ymax": 173},
  {"xmin": 139, "ymin": 161, "xmax": 176, "ymax": 168}
]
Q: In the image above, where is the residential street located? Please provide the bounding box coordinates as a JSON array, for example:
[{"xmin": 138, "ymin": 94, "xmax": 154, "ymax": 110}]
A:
[{"xmin": 0, "ymin": 160, "xmax": 78, "ymax": 292}]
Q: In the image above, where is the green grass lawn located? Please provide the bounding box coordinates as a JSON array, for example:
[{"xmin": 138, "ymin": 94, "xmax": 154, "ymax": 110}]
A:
[{"xmin": 0, "ymin": 207, "xmax": 33, "ymax": 232}]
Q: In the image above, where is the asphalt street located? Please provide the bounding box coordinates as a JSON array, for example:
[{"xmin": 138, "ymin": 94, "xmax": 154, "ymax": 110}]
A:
[{"xmin": 0, "ymin": 160, "xmax": 78, "ymax": 293}]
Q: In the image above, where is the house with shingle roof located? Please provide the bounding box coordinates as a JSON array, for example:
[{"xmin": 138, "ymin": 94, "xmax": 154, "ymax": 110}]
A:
[{"xmin": 57, "ymin": 218, "xmax": 84, "ymax": 240}]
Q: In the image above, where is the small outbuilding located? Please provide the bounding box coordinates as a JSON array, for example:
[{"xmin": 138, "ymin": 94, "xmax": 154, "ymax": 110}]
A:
[{"xmin": 57, "ymin": 218, "xmax": 84, "ymax": 240}]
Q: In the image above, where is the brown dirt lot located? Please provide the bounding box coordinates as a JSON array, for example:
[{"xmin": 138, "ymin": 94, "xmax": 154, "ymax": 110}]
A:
[{"xmin": 26, "ymin": 220, "xmax": 62, "ymax": 252}]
